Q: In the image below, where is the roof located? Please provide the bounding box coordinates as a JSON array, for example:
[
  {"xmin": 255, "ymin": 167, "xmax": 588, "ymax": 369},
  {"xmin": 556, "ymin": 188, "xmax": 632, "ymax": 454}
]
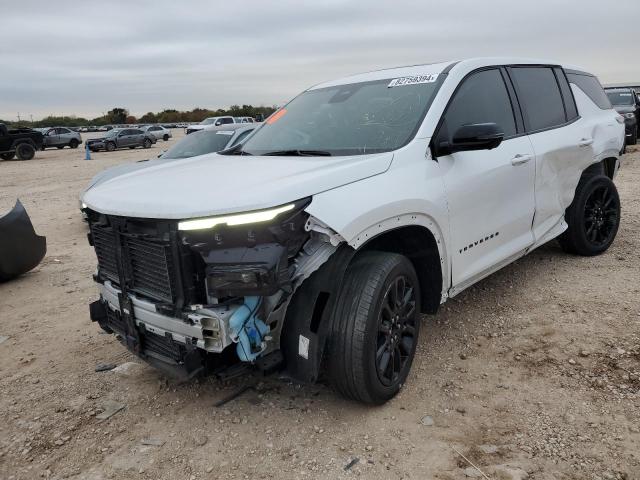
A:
[{"xmin": 309, "ymin": 57, "xmax": 589, "ymax": 90}]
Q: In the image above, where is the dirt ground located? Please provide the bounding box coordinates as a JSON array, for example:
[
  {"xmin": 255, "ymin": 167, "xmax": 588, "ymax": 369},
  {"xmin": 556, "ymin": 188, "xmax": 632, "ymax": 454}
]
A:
[{"xmin": 0, "ymin": 132, "xmax": 638, "ymax": 480}]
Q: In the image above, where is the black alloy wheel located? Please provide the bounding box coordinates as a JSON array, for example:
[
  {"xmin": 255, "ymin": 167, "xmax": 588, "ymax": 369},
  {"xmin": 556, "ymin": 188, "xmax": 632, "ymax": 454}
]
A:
[
  {"xmin": 375, "ymin": 275, "xmax": 418, "ymax": 387},
  {"xmin": 559, "ymin": 174, "xmax": 620, "ymax": 256},
  {"xmin": 583, "ymin": 183, "xmax": 619, "ymax": 247},
  {"xmin": 328, "ymin": 251, "xmax": 422, "ymax": 404}
]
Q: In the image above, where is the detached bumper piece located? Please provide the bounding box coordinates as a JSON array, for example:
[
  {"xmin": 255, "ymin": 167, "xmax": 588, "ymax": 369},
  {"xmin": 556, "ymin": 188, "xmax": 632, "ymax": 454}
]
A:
[{"xmin": 0, "ymin": 199, "xmax": 46, "ymax": 282}]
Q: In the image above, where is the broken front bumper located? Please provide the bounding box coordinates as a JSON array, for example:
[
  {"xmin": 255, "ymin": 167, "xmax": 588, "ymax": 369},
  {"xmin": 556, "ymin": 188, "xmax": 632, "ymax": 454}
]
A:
[
  {"xmin": 0, "ymin": 200, "xmax": 46, "ymax": 282},
  {"xmin": 93, "ymin": 280, "xmax": 234, "ymax": 354}
]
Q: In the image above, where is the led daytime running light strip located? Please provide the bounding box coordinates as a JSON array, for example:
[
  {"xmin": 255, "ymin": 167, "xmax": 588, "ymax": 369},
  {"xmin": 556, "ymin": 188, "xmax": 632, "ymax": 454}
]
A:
[{"xmin": 178, "ymin": 204, "xmax": 295, "ymax": 231}]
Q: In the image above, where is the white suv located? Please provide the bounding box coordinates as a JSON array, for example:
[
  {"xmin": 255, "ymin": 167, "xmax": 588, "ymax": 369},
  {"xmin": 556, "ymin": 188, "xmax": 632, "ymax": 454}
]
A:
[
  {"xmin": 186, "ymin": 116, "xmax": 235, "ymax": 134},
  {"xmin": 83, "ymin": 58, "xmax": 624, "ymax": 404}
]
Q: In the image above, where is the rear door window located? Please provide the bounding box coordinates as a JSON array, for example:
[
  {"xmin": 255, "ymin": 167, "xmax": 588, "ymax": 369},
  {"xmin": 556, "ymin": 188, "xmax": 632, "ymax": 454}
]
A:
[
  {"xmin": 440, "ymin": 68, "xmax": 517, "ymax": 140},
  {"xmin": 509, "ymin": 67, "xmax": 566, "ymax": 132}
]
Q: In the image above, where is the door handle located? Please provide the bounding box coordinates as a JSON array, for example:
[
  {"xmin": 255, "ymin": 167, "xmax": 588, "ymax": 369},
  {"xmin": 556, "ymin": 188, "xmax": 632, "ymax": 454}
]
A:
[
  {"xmin": 579, "ymin": 138, "xmax": 594, "ymax": 147},
  {"xmin": 511, "ymin": 154, "xmax": 532, "ymax": 166}
]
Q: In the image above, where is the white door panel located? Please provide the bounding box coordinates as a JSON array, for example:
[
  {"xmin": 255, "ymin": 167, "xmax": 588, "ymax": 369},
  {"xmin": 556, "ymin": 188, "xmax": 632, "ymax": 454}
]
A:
[{"xmin": 441, "ymin": 135, "xmax": 536, "ymax": 286}]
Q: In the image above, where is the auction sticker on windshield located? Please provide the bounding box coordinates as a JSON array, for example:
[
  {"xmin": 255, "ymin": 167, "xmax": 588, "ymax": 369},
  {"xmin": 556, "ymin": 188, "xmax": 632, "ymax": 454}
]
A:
[
  {"xmin": 216, "ymin": 131, "xmax": 235, "ymax": 135},
  {"xmin": 388, "ymin": 74, "xmax": 438, "ymax": 88}
]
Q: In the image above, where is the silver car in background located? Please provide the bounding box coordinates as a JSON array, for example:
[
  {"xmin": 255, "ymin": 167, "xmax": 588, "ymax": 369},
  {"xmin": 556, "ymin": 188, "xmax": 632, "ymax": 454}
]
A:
[
  {"xmin": 234, "ymin": 116, "xmax": 256, "ymax": 123},
  {"xmin": 39, "ymin": 127, "xmax": 82, "ymax": 150},
  {"xmin": 139, "ymin": 125, "xmax": 172, "ymax": 141},
  {"xmin": 159, "ymin": 124, "xmax": 255, "ymax": 159}
]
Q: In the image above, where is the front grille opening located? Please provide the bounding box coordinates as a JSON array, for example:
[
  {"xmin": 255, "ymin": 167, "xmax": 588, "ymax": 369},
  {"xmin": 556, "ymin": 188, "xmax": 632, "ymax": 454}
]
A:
[
  {"xmin": 124, "ymin": 236, "xmax": 176, "ymax": 303},
  {"xmin": 90, "ymin": 221, "xmax": 179, "ymax": 305}
]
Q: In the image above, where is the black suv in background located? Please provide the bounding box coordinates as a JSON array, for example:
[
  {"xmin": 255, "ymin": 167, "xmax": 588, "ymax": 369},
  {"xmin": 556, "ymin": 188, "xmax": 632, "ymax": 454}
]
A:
[
  {"xmin": 605, "ymin": 87, "xmax": 640, "ymax": 144},
  {"xmin": 86, "ymin": 128, "xmax": 157, "ymax": 152},
  {"xmin": 0, "ymin": 124, "xmax": 43, "ymax": 160}
]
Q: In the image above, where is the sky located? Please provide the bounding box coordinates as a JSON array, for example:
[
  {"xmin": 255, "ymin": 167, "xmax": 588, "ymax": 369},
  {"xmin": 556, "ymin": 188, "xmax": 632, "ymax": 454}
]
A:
[{"xmin": 0, "ymin": 0, "xmax": 637, "ymax": 121}]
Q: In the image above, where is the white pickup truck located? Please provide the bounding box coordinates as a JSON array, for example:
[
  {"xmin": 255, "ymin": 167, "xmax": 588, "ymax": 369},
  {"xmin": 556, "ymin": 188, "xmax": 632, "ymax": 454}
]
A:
[{"xmin": 83, "ymin": 57, "xmax": 624, "ymax": 404}]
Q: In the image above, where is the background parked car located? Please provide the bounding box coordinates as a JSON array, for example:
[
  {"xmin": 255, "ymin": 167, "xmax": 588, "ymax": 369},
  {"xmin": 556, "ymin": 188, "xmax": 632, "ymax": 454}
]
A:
[
  {"xmin": 39, "ymin": 127, "xmax": 82, "ymax": 150},
  {"xmin": 86, "ymin": 128, "xmax": 156, "ymax": 152},
  {"xmin": 605, "ymin": 87, "xmax": 640, "ymax": 144},
  {"xmin": 186, "ymin": 116, "xmax": 235, "ymax": 134},
  {"xmin": 0, "ymin": 124, "xmax": 43, "ymax": 160},
  {"xmin": 160, "ymin": 124, "xmax": 255, "ymax": 159},
  {"xmin": 139, "ymin": 125, "xmax": 172, "ymax": 141},
  {"xmin": 234, "ymin": 116, "xmax": 255, "ymax": 123},
  {"xmin": 81, "ymin": 124, "xmax": 257, "ymax": 202}
]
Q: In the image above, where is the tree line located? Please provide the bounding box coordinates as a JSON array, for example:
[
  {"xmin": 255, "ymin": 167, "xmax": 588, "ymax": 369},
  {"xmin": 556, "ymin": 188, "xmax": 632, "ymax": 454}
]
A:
[{"xmin": 1, "ymin": 105, "xmax": 278, "ymax": 128}]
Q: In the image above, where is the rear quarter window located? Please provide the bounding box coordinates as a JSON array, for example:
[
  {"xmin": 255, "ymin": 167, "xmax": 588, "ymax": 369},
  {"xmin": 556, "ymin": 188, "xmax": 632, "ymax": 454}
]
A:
[{"xmin": 566, "ymin": 73, "xmax": 612, "ymax": 110}]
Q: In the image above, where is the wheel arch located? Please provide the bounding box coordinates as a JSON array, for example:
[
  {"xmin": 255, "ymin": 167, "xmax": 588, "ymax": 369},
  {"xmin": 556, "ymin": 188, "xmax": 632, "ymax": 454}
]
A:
[
  {"xmin": 583, "ymin": 156, "xmax": 618, "ymax": 180},
  {"xmin": 10, "ymin": 138, "xmax": 35, "ymax": 150},
  {"xmin": 355, "ymin": 222, "xmax": 445, "ymax": 314}
]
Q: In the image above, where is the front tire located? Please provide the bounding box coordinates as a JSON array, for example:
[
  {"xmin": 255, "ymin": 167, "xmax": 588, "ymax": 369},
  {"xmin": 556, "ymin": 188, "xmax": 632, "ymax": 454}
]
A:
[
  {"xmin": 163, "ymin": 134, "xmax": 169, "ymax": 141},
  {"xmin": 16, "ymin": 143, "xmax": 35, "ymax": 160},
  {"xmin": 143, "ymin": 138, "xmax": 152, "ymax": 149},
  {"xmin": 327, "ymin": 252, "xmax": 421, "ymax": 404},
  {"xmin": 629, "ymin": 127, "xmax": 638, "ymax": 146},
  {"xmin": 558, "ymin": 175, "xmax": 620, "ymax": 256},
  {"xmin": 105, "ymin": 142, "xmax": 116, "ymax": 152},
  {"xmin": 1, "ymin": 152, "xmax": 15, "ymax": 160}
]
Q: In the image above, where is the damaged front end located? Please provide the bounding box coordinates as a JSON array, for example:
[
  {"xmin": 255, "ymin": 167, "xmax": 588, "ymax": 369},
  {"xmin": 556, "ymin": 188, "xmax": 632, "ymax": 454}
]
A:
[
  {"xmin": 0, "ymin": 199, "xmax": 47, "ymax": 282},
  {"xmin": 87, "ymin": 198, "xmax": 351, "ymax": 381}
]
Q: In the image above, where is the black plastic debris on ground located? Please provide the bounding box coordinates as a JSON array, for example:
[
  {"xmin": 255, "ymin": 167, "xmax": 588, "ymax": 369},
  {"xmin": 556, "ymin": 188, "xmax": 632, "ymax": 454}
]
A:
[{"xmin": 344, "ymin": 457, "xmax": 359, "ymax": 471}]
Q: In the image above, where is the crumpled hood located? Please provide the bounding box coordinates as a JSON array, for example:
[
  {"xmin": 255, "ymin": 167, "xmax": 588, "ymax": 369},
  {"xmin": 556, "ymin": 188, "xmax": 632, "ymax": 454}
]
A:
[{"xmin": 82, "ymin": 152, "xmax": 393, "ymax": 219}]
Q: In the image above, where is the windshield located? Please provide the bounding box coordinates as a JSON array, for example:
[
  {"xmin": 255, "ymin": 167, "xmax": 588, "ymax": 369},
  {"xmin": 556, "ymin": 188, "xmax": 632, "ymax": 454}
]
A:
[
  {"xmin": 606, "ymin": 90, "xmax": 635, "ymax": 106},
  {"xmin": 241, "ymin": 76, "xmax": 442, "ymax": 156},
  {"xmin": 105, "ymin": 129, "xmax": 120, "ymax": 138},
  {"xmin": 200, "ymin": 118, "xmax": 217, "ymax": 125},
  {"xmin": 162, "ymin": 130, "xmax": 234, "ymax": 159}
]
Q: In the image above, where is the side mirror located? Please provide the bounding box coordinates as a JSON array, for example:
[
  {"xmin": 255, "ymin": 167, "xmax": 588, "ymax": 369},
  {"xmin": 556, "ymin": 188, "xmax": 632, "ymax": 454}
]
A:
[
  {"xmin": 439, "ymin": 123, "xmax": 504, "ymax": 155},
  {"xmin": 215, "ymin": 120, "xmax": 222, "ymax": 126}
]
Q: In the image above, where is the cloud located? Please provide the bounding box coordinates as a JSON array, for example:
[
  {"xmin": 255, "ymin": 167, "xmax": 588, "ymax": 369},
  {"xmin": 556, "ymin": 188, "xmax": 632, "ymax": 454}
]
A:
[{"xmin": 0, "ymin": 0, "xmax": 636, "ymax": 120}]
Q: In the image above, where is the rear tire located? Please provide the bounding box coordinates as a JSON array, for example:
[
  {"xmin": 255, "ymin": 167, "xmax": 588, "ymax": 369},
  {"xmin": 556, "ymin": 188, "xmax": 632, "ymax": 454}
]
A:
[
  {"xmin": 16, "ymin": 143, "xmax": 35, "ymax": 160},
  {"xmin": 1, "ymin": 152, "xmax": 15, "ymax": 160},
  {"xmin": 558, "ymin": 175, "xmax": 620, "ymax": 256},
  {"xmin": 105, "ymin": 142, "xmax": 116, "ymax": 152},
  {"xmin": 69, "ymin": 139, "xmax": 79, "ymax": 149},
  {"xmin": 327, "ymin": 251, "xmax": 421, "ymax": 404},
  {"xmin": 128, "ymin": 146, "xmax": 135, "ymax": 149},
  {"xmin": 57, "ymin": 146, "xmax": 64, "ymax": 149},
  {"xmin": 629, "ymin": 127, "xmax": 638, "ymax": 146}
]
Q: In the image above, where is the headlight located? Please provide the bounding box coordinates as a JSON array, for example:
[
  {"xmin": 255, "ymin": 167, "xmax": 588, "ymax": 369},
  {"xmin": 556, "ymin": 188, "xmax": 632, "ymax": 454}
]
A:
[
  {"xmin": 178, "ymin": 203, "xmax": 295, "ymax": 231},
  {"xmin": 624, "ymin": 113, "xmax": 635, "ymax": 119}
]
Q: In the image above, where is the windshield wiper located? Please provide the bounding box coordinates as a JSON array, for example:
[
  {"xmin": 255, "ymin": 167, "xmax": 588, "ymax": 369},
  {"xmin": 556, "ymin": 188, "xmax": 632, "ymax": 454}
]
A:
[
  {"xmin": 261, "ymin": 149, "xmax": 332, "ymax": 157},
  {"xmin": 219, "ymin": 143, "xmax": 252, "ymax": 155}
]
